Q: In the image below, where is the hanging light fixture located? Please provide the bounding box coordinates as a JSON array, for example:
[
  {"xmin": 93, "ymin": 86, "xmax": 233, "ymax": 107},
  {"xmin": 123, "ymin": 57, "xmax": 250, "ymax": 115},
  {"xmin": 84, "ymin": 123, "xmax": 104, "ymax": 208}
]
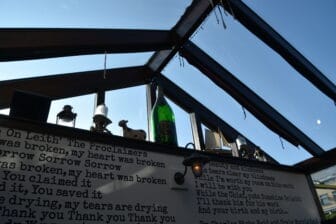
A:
[
  {"xmin": 56, "ymin": 105, "xmax": 77, "ymax": 127},
  {"xmin": 174, "ymin": 152, "xmax": 210, "ymax": 185}
]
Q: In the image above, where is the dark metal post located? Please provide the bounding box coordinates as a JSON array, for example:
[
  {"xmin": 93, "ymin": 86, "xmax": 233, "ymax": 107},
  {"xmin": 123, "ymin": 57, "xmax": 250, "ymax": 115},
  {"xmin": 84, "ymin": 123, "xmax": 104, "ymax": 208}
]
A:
[
  {"xmin": 94, "ymin": 91, "xmax": 105, "ymax": 108},
  {"xmin": 305, "ymin": 174, "xmax": 325, "ymax": 222},
  {"xmin": 190, "ymin": 112, "xmax": 205, "ymax": 150},
  {"xmin": 146, "ymin": 83, "xmax": 156, "ymax": 141},
  {"xmin": 230, "ymin": 142, "xmax": 240, "ymax": 157}
]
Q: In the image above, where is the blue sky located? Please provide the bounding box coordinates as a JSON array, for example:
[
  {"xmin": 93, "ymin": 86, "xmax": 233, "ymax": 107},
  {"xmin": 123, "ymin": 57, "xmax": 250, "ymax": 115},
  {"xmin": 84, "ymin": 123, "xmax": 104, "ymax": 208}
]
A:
[{"xmin": 0, "ymin": 0, "xmax": 335, "ymax": 165}]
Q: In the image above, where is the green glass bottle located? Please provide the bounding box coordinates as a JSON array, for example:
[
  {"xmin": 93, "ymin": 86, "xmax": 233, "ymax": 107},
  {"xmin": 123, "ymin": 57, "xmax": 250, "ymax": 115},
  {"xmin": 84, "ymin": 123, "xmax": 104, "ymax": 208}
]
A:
[{"xmin": 150, "ymin": 85, "xmax": 178, "ymax": 146}]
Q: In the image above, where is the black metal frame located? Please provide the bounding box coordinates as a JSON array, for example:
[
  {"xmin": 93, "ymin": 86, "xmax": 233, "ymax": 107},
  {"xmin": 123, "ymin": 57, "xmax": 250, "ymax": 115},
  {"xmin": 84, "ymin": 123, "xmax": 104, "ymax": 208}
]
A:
[
  {"xmin": 0, "ymin": 0, "xmax": 335, "ymax": 174},
  {"xmin": 147, "ymin": 0, "xmax": 214, "ymax": 73},
  {"xmin": 0, "ymin": 28, "xmax": 174, "ymax": 61}
]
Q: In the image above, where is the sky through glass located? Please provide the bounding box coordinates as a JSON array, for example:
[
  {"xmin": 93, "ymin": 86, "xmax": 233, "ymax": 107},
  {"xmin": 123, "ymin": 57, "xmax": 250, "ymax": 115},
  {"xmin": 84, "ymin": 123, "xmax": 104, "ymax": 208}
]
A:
[{"xmin": 0, "ymin": 0, "xmax": 334, "ymax": 165}]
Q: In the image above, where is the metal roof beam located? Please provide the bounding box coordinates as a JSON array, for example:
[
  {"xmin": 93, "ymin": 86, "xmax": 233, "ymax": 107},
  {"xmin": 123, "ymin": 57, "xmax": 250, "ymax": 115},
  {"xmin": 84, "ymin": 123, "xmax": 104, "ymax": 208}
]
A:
[
  {"xmin": 156, "ymin": 74, "xmax": 278, "ymax": 164},
  {"xmin": 180, "ymin": 41, "xmax": 325, "ymax": 157},
  {"xmin": 157, "ymin": 74, "xmax": 248, "ymax": 143},
  {"xmin": 0, "ymin": 28, "xmax": 174, "ymax": 61},
  {"xmin": 147, "ymin": 0, "xmax": 215, "ymax": 73},
  {"xmin": 220, "ymin": 0, "xmax": 336, "ymax": 103},
  {"xmin": 0, "ymin": 66, "xmax": 153, "ymax": 109}
]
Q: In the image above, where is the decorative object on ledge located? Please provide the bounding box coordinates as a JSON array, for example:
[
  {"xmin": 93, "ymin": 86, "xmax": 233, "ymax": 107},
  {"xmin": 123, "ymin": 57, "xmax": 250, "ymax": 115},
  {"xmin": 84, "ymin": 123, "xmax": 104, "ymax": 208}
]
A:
[
  {"xmin": 236, "ymin": 135, "xmax": 251, "ymax": 159},
  {"xmin": 236, "ymin": 135, "xmax": 248, "ymax": 151},
  {"xmin": 90, "ymin": 104, "xmax": 112, "ymax": 134},
  {"xmin": 9, "ymin": 90, "xmax": 51, "ymax": 123},
  {"xmin": 150, "ymin": 83, "xmax": 178, "ymax": 146},
  {"xmin": 56, "ymin": 105, "xmax": 77, "ymax": 127},
  {"xmin": 205, "ymin": 128, "xmax": 222, "ymax": 150},
  {"xmin": 254, "ymin": 147, "xmax": 267, "ymax": 162},
  {"xmin": 119, "ymin": 120, "xmax": 146, "ymax": 140},
  {"xmin": 236, "ymin": 135, "xmax": 268, "ymax": 162},
  {"xmin": 174, "ymin": 152, "xmax": 210, "ymax": 185}
]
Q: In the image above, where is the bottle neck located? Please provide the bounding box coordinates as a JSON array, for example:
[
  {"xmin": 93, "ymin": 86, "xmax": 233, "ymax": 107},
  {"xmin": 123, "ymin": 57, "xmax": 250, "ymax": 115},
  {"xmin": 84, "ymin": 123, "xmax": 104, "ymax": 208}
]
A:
[{"xmin": 157, "ymin": 86, "xmax": 164, "ymax": 98}]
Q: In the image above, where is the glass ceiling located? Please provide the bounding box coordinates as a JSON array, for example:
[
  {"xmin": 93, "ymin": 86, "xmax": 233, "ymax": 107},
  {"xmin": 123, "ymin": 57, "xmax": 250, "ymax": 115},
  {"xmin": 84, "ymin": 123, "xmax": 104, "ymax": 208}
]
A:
[
  {"xmin": 188, "ymin": 4, "xmax": 336, "ymax": 155},
  {"xmin": 163, "ymin": 56, "xmax": 313, "ymax": 165},
  {"xmin": 0, "ymin": 0, "xmax": 334, "ymax": 165},
  {"xmin": 244, "ymin": 0, "xmax": 336, "ymax": 84}
]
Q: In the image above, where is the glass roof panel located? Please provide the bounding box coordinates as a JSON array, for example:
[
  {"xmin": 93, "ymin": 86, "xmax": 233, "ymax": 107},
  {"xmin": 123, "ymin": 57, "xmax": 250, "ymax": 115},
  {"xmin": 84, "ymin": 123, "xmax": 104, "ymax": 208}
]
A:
[
  {"xmin": 163, "ymin": 56, "xmax": 312, "ymax": 165},
  {"xmin": 0, "ymin": 0, "xmax": 333, "ymax": 166},
  {"xmin": 0, "ymin": 0, "xmax": 191, "ymax": 29},
  {"xmin": 0, "ymin": 52, "xmax": 152, "ymax": 81},
  {"xmin": 243, "ymin": 0, "xmax": 336, "ymax": 84},
  {"xmin": 189, "ymin": 5, "xmax": 335, "ymax": 152}
]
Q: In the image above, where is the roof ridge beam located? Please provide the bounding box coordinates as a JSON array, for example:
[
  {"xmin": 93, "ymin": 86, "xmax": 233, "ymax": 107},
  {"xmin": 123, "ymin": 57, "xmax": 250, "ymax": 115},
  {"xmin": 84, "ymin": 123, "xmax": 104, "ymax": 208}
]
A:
[{"xmin": 147, "ymin": 0, "xmax": 216, "ymax": 73}]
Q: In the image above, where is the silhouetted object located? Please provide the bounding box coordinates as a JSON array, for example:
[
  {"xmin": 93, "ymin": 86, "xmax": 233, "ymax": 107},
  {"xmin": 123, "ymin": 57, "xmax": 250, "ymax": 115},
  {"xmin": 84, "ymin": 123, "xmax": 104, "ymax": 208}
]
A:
[
  {"xmin": 90, "ymin": 104, "xmax": 112, "ymax": 134},
  {"xmin": 56, "ymin": 105, "xmax": 77, "ymax": 127},
  {"xmin": 9, "ymin": 90, "xmax": 51, "ymax": 123},
  {"xmin": 118, "ymin": 120, "xmax": 146, "ymax": 140},
  {"xmin": 254, "ymin": 148, "xmax": 267, "ymax": 162},
  {"xmin": 236, "ymin": 135, "xmax": 250, "ymax": 158},
  {"xmin": 236, "ymin": 135, "xmax": 247, "ymax": 150},
  {"xmin": 235, "ymin": 135, "xmax": 259, "ymax": 160}
]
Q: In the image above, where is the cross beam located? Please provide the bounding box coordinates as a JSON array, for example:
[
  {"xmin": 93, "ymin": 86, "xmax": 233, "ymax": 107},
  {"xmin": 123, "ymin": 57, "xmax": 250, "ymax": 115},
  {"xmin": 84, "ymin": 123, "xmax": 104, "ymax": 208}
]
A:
[
  {"xmin": 0, "ymin": 66, "xmax": 153, "ymax": 109},
  {"xmin": 0, "ymin": 28, "xmax": 174, "ymax": 61}
]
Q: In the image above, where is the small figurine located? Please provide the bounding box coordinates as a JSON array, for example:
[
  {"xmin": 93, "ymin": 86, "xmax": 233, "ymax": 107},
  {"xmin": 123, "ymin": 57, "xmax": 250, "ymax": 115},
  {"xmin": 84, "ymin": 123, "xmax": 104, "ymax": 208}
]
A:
[
  {"xmin": 254, "ymin": 148, "xmax": 267, "ymax": 162},
  {"xmin": 90, "ymin": 104, "xmax": 112, "ymax": 135},
  {"xmin": 118, "ymin": 120, "xmax": 146, "ymax": 140},
  {"xmin": 56, "ymin": 105, "xmax": 77, "ymax": 127}
]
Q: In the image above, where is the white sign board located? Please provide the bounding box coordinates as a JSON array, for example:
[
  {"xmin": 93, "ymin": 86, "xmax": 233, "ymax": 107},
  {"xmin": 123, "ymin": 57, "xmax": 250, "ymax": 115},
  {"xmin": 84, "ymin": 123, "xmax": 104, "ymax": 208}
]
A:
[{"xmin": 0, "ymin": 126, "xmax": 321, "ymax": 224}]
